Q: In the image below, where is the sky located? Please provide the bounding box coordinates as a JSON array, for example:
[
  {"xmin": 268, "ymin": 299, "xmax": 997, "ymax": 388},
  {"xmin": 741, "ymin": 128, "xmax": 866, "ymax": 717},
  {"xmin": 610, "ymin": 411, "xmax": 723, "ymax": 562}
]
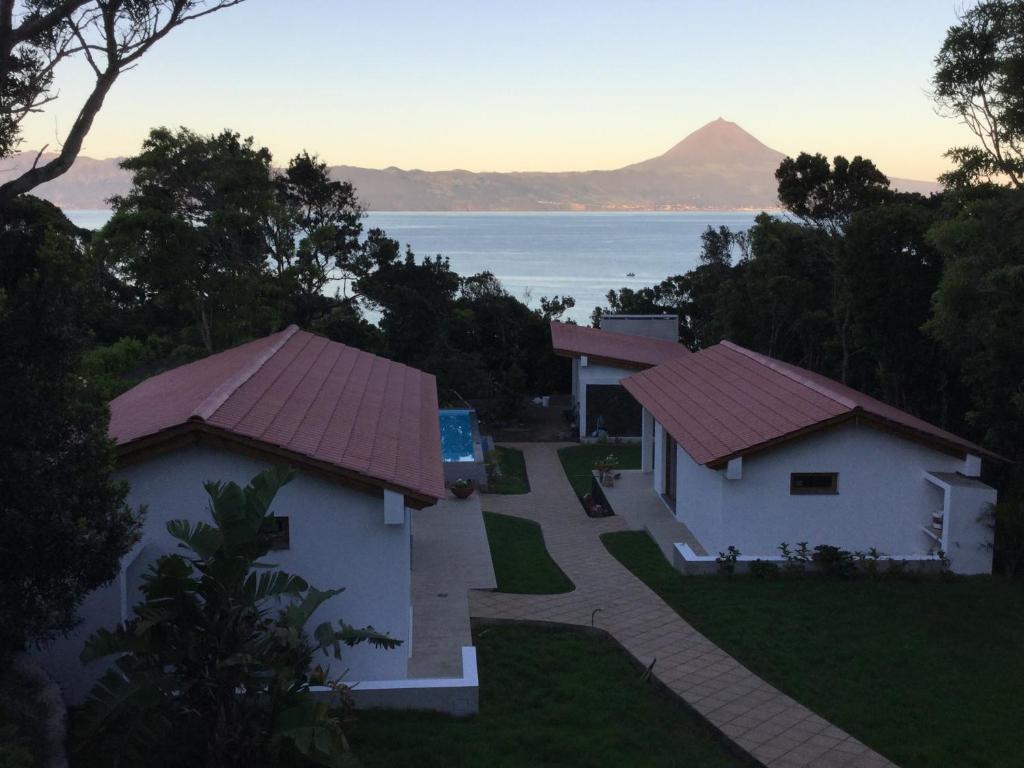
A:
[{"xmin": 19, "ymin": 0, "xmax": 978, "ymax": 181}]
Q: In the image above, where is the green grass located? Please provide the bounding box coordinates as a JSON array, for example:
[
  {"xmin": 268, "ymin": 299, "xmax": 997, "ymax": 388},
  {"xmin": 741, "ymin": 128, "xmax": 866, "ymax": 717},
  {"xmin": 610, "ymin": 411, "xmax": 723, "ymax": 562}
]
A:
[
  {"xmin": 602, "ymin": 530, "xmax": 1024, "ymax": 768},
  {"xmin": 348, "ymin": 624, "xmax": 747, "ymax": 768},
  {"xmin": 482, "ymin": 511, "xmax": 573, "ymax": 594},
  {"xmin": 485, "ymin": 446, "xmax": 530, "ymax": 494},
  {"xmin": 557, "ymin": 444, "xmax": 641, "ymax": 496}
]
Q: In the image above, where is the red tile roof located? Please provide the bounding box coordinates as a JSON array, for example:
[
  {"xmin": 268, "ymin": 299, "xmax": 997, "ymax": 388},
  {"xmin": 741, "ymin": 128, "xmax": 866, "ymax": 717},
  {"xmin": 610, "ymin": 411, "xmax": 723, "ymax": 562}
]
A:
[
  {"xmin": 109, "ymin": 326, "xmax": 445, "ymax": 502},
  {"xmin": 550, "ymin": 321, "xmax": 690, "ymax": 368},
  {"xmin": 623, "ymin": 340, "xmax": 990, "ymax": 466}
]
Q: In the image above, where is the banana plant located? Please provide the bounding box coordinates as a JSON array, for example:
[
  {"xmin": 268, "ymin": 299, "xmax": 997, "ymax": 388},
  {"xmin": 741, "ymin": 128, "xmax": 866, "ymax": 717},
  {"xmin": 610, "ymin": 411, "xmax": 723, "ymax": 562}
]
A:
[{"xmin": 72, "ymin": 466, "xmax": 400, "ymax": 767}]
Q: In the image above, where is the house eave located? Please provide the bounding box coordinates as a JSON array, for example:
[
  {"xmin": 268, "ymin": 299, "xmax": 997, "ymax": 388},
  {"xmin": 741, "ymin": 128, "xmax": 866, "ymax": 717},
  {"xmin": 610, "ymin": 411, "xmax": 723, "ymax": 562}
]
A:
[
  {"xmin": 703, "ymin": 410, "xmax": 1000, "ymax": 470},
  {"xmin": 114, "ymin": 422, "xmax": 441, "ymax": 509}
]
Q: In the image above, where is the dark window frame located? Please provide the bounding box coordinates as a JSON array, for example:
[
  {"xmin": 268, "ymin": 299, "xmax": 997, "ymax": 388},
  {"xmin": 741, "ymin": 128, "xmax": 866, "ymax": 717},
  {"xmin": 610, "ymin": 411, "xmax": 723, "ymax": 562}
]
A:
[
  {"xmin": 270, "ymin": 515, "xmax": 290, "ymax": 550},
  {"xmin": 790, "ymin": 472, "xmax": 839, "ymax": 495}
]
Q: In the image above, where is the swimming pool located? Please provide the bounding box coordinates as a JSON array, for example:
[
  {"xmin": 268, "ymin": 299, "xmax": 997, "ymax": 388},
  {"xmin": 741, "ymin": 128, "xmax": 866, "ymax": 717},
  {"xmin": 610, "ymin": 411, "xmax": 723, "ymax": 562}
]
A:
[{"xmin": 439, "ymin": 409, "xmax": 477, "ymax": 463}]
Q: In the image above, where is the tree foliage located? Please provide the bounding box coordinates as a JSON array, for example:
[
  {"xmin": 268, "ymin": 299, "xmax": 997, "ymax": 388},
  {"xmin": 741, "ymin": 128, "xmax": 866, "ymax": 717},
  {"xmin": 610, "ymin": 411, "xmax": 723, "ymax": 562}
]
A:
[
  {"xmin": 0, "ymin": 196, "xmax": 138, "ymax": 659},
  {"xmin": 933, "ymin": 0, "xmax": 1024, "ymax": 188},
  {"xmin": 775, "ymin": 152, "xmax": 892, "ymax": 232},
  {"xmin": 0, "ymin": 0, "xmax": 246, "ymax": 202},
  {"xmin": 72, "ymin": 467, "xmax": 400, "ymax": 768}
]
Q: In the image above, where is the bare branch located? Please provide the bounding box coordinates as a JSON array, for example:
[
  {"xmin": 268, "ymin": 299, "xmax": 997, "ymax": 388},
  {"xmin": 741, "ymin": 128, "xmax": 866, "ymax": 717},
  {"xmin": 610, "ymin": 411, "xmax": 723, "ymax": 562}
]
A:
[
  {"xmin": 30, "ymin": 142, "xmax": 48, "ymax": 169},
  {"xmin": 1, "ymin": 0, "xmax": 248, "ymax": 201}
]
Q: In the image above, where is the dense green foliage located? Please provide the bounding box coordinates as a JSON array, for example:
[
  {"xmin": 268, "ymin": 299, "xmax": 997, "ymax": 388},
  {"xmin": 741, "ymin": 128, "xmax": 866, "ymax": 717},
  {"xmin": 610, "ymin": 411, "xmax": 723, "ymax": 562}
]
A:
[
  {"xmin": 557, "ymin": 444, "xmax": 641, "ymax": 497},
  {"xmin": 0, "ymin": 197, "xmax": 137, "ymax": 660},
  {"xmin": 484, "ymin": 447, "xmax": 530, "ymax": 494},
  {"xmin": 596, "ymin": 145, "xmax": 1024, "ymax": 568},
  {"xmin": 933, "ymin": 0, "xmax": 1024, "ymax": 188},
  {"xmin": 482, "ymin": 512, "xmax": 573, "ymax": 594},
  {"xmin": 90, "ymin": 126, "xmax": 571, "ymax": 413},
  {"xmin": 603, "ymin": 530, "xmax": 1024, "ymax": 768},
  {"xmin": 349, "ymin": 624, "xmax": 746, "ymax": 768},
  {"xmin": 73, "ymin": 468, "xmax": 400, "ymax": 768}
]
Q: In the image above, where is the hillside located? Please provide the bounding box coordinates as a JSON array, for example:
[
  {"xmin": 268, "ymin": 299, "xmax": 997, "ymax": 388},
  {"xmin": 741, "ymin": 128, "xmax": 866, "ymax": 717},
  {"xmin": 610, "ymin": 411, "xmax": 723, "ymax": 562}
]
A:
[{"xmin": 0, "ymin": 119, "xmax": 940, "ymax": 211}]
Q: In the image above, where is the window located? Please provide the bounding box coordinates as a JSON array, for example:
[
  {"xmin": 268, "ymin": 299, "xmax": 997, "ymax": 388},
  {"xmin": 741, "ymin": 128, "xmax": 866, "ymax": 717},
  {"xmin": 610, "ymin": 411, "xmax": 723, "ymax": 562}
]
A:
[
  {"xmin": 790, "ymin": 473, "xmax": 838, "ymax": 495},
  {"xmin": 270, "ymin": 516, "xmax": 290, "ymax": 550}
]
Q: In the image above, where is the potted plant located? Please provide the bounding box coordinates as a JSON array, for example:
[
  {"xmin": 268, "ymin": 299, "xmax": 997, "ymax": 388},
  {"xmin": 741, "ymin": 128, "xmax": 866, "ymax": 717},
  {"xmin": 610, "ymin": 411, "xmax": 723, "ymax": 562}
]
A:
[
  {"xmin": 594, "ymin": 453, "xmax": 619, "ymax": 487},
  {"xmin": 450, "ymin": 478, "xmax": 476, "ymax": 499}
]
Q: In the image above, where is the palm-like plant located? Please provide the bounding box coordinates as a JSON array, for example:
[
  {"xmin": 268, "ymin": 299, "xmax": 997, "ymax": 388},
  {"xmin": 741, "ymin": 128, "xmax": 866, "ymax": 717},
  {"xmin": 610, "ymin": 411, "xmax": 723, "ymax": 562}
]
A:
[{"xmin": 71, "ymin": 467, "xmax": 400, "ymax": 767}]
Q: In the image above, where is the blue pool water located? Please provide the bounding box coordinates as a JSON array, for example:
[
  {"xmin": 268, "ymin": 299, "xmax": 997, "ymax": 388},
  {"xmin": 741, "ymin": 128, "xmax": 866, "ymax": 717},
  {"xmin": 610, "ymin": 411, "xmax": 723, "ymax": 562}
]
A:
[{"xmin": 439, "ymin": 409, "xmax": 476, "ymax": 463}]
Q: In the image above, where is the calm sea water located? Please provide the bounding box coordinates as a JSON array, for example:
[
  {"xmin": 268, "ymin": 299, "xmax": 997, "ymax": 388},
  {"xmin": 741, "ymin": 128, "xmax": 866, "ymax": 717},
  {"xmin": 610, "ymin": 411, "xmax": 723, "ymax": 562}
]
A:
[{"xmin": 66, "ymin": 210, "xmax": 760, "ymax": 323}]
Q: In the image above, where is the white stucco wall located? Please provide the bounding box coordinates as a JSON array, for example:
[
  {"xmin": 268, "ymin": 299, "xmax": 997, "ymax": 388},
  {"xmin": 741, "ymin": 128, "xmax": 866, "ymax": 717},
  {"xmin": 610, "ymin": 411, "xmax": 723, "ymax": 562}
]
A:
[
  {"xmin": 652, "ymin": 419, "xmax": 993, "ymax": 573},
  {"xmin": 925, "ymin": 473, "xmax": 997, "ymax": 575},
  {"xmin": 674, "ymin": 445, "xmax": 724, "ymax": 547},
  {"xmin": 32, "ymin": 444, "xmax": 412, "ymax": 704}
]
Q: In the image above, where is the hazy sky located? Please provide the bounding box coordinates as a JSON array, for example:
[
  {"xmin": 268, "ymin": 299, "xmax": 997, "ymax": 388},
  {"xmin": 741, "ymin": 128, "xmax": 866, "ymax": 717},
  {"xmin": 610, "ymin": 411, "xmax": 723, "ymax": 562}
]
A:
[{"xmin": 20, "ymin": 0, "xmax": 977, "ymax": 181}]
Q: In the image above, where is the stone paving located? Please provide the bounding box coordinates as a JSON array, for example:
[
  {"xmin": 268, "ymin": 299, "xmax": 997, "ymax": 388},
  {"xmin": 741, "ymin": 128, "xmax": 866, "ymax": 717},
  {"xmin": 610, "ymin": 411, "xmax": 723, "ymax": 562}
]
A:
[
  {"xmin": 470, "ymin": 443, "xmax": 896, "ymax": 768},
  {"xmin": 409, "ymin": 491, "xmax": 496, "ymax": 678}
]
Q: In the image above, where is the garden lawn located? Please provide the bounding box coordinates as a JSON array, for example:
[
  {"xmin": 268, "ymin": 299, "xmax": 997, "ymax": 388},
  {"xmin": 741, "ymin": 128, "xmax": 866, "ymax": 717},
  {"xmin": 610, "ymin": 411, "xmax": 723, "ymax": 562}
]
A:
[
  {"xmin": 348, "ymin": 625, "xmax": 747, "ymax": 768},
  {"xmin": 486, "ymin": 446, "xmax": 529, "ymax": 494},
  {"xmin": 482, "ymin": 511, "xmax": 572, "ymax": 594},
  {"xmin": 602, "ymin": 531, "xmax": 1024, "ymax": 768},
  {"xmin": 557, "ymin": 444, "xmax": 641, "ymax": 496}
]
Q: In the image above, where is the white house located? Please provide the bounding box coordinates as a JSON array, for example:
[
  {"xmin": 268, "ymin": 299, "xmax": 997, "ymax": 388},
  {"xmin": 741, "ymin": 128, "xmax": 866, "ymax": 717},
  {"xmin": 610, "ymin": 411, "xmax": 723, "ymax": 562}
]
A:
[
  {"xmin": 621, "ymin": 340, "xmax": 1000, "ymax": 575},
  {"xmin": 32, "ymin": 325, "xmax": 489, "ymax": 713},
  {"xmin": 551, "ymin": 316, "xmax": 688, "ymax": 440}
]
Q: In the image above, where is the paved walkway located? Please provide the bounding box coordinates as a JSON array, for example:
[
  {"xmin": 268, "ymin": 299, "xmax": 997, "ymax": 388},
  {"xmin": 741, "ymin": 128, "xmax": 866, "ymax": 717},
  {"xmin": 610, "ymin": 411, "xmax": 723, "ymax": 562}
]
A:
[
  {"xmin": 602, "ymin": 468, "xmax": 708, "ymax": 559},
  {"xmin": 470, "ymin": 443, "xmax": 895, "ymax": 768},
  {"xmin": 410, "ymin": 492, "xmax": 496, "ymax": 678}
]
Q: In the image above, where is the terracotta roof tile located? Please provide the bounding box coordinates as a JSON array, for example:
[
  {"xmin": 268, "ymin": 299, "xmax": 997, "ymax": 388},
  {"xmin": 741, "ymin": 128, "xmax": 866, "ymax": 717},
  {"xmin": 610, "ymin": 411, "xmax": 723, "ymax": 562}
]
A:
[
  {"xmin": 550, "ymin": 321, "xmax": 689, "ymax": 368},
  {"xmin": 109, "ymin": 326, "xmax": 445, "ymax": 501},
  {"xmin": 623, "ymin": 341, "xmax": 989, "ymax": 465}
]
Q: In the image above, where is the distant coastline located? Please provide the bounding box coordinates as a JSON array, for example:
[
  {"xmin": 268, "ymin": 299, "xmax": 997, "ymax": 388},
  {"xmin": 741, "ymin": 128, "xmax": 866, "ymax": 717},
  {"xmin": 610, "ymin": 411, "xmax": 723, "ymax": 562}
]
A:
[{"xmin": 6, "ymin": 119, "xmax": 939, "ymax": 214}]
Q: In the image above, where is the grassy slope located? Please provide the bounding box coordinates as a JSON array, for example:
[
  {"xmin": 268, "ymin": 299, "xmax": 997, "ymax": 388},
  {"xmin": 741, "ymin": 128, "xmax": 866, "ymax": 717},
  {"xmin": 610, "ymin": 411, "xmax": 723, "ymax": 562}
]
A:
[
  {"xmin": 486, "ymin": 446, "xmax": 530, "ymax": 494},
  {"xmin": 483, "ymin": 511, "xmax": 573, "ymax": 594},
  {"xmin": 348, "ymin": 625, "xmax": 747, "ymax": 768},
  {"xmin": 603, "ymin": 531, "xmax": 1024, "ymax": 768},
  {"xmin": 557, "ymin": 444, "xmax": 641, "ymax": 497}
]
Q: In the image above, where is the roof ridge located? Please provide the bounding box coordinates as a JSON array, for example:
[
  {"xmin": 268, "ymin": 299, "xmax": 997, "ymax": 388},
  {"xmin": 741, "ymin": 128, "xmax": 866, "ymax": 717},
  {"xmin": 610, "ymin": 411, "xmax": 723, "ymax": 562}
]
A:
[
  {"xmin": 191, "ymin": 325, "xmax": 301, "ymax": 422},
  {"xmin": 557, "ymin": 320, "xmax": 683, "ymax": 349},
  {"xmin": 718, "ymin": 340, "xmax": 859, "ymax": 410}
]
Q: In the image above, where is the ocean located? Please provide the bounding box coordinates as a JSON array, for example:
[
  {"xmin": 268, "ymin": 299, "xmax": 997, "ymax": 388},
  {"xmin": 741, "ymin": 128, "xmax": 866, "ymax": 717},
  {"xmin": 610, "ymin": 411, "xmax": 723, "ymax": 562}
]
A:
[{"xmin": 65, "ymin": 210, "xmax": 760, "ymax": 324}]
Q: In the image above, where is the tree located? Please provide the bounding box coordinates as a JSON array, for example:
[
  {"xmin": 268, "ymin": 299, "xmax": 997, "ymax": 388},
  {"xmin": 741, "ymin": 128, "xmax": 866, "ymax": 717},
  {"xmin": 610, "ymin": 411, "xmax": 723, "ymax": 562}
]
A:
[
  {"xmin": 97, "ymin": 127, "xmax": 280, "ymax": 353},
  {"xmin": 840, "ymin": 203, "xmax": 951, "ymax": 418},
  {"xmin": 0, "ymin": 0, "xmax": 246, "ymax": 203},
  {"xmin": 0, "ymin": 196, "xmax": 138, "ymax": 660},
  {"xmin": 268, "ymin": 152, "xmax": 364, "ymax": 327},
  {"xmin": 933, "ymin": 0, "xmax": 1024, "ymax": 188},
  {"xmin": 926, "ymin": 188, "xmax": 1024, "ymax": 459},
  {"xmin": 72, "ymin": 467, "xmax": 400, "ymax": 768},
  {"xmin": 775, "ymin": 153, "xmax": 892, "ymax": 233}
]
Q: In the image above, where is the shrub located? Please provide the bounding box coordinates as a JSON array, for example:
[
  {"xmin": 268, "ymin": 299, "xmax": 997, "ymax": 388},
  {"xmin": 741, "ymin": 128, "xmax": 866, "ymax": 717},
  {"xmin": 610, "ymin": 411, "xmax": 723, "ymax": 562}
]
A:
[
  {"xmin": 812, "ymin": 545, "xmax": 857, "ymax": 579},
  {"xmin": 778, "ymin": 541, "xmax": 811, "ymax": 576},
  {"xmin": 749, "ymin": 560, "xmax": 781, "ymax": 580},
  {"xmin": 716, "ymin": 546, "xmax": 740, "ymax": 577},
  {"xmin": 854, "ymin": 547, "xmax": 886, "ymax": 580},
  {"xmin": 71, "ymin": 467, "xmax": 400, "ymax": 767}
]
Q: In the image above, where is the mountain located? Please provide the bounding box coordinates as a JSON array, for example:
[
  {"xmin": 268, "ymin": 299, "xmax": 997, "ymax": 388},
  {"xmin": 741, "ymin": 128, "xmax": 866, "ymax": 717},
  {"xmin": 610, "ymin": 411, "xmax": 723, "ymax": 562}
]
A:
[{"xmin": 0, "ymin": 119, "xmax": 940, "ymax": 211}]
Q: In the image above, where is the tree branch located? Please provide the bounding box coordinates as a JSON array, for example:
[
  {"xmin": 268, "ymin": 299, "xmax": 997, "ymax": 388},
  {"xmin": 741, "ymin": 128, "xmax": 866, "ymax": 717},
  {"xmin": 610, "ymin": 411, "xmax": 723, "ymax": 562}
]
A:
[{"xmin": 0, "ymin": 67, "xmax": 118, "ymax": 199}]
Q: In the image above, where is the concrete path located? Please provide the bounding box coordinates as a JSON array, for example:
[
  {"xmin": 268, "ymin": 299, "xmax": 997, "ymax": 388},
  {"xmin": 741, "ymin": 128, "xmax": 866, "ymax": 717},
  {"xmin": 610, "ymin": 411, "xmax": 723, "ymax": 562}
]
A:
[
  {"xmin": 410, "ymin": 492, "xmax": 496, "ymax": 678},
  {"xmin": 470, "ymin": 443, "xmax": 895, "ymax": 768}
]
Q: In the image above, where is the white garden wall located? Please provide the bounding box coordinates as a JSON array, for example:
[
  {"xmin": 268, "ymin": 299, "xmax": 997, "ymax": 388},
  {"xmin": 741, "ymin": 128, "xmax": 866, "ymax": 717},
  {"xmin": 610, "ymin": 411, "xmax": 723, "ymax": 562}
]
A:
[{"xmin": 32, "ymin": 443, "xmax": 412, "ymax": 704}]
